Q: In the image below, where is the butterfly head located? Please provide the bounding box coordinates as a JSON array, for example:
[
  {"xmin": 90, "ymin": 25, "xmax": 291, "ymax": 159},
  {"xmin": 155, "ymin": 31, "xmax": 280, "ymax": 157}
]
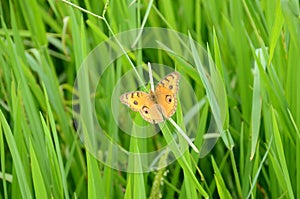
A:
[{"xmin": 149, "ymin": 90, "xmax": 158, "ymax": 103}]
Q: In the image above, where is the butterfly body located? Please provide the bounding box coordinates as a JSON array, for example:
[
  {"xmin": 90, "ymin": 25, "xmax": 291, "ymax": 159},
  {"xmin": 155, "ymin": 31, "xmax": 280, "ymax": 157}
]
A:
[{"xmin": 120, "ymin": 72, "xmax": 180, "ymax": 124}]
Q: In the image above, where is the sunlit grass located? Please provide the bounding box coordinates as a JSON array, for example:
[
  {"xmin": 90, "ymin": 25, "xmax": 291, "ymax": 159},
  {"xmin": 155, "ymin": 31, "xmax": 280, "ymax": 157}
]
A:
[{"xmin": 0, "ymin": 0, "xmax": 299, "ymax": 198}]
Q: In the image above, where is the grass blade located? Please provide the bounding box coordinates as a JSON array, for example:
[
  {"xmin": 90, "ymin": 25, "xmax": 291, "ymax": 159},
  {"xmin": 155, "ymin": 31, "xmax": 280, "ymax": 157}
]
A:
[
  {"xmin": 271, "ymin": 107, "xmax": 294, "ymax": 198},
  {"xmin": 0, "ymin": 110, "xmax": 33, "ymax": 199},
  {"xmin": 29, "ymin": 140, "xmax": 48, "ymax": 199},
  {"xmin": 211, "ymin": 156, "xmax": 232, "ymax": 199}
]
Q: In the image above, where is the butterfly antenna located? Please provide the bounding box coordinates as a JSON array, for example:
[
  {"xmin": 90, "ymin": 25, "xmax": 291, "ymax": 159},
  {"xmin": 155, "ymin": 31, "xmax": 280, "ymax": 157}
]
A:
[
  {"xmin": 148, "ymin": 62, "xmax": 155, "ymax": 92},
  {"xmin": 168, "ymin": 118, "xmax": 199, "ymax": 153}
]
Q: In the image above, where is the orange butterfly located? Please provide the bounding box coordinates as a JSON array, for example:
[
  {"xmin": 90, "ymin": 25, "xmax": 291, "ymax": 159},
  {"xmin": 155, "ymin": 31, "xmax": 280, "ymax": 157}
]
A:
[{"xmin": 120, "ymin": 72, "xmax": 180, "ymax": 124}]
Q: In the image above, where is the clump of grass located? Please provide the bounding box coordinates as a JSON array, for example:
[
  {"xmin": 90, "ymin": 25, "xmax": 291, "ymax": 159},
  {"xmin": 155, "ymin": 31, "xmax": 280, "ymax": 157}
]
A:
[{"xmin": 0, "ymin": 0, "xmax": 299, "ymax": 198}]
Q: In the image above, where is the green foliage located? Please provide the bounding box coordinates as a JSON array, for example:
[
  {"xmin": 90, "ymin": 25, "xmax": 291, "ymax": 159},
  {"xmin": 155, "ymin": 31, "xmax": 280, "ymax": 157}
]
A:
[{"xmin": 0, "ymin": 0, "xmax": 299, "ymax": 198}]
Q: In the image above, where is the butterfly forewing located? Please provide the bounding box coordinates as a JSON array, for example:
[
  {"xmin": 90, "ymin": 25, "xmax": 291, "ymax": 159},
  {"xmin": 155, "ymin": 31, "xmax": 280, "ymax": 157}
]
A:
[
  {"xmin": 120, "ymin": 91, "xmax": 164, "ymax": 123},
  {"xmin": 156, "ymin": 71, "xmax": 180, "ymax": 95},
  {"xmin": 120, "ymin": 91, "xmax": 150, "ymax": 111}
]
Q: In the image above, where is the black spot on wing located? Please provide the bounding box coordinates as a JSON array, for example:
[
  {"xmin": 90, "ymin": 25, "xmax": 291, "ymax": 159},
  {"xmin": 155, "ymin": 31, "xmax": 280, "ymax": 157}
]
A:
[
  {"xmin": 165, "ymin": 95, "xmax": 172, "ymax": 103},
  {"xmin": 142, "ymin": 106, "xmax": 149, "ymax": 114}
]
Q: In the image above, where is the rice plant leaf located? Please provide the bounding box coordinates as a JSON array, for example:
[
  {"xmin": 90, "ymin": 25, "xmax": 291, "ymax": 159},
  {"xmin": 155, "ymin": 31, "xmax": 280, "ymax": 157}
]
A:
[
  {"xmin": 30, "ymin": 140, "xmax": 48, "ymax": 199},
  {"xmin": 271, "ymin": 107, "xmax": 294, "ymax": 198},
  {"xmin": 247, "ymin": 137, "xmax": 272, "ymax": 198},
  {"xmin": 129, "ymin": 129, "xmax": 146, "ymax": 199},
  {"xmin": 211, "ymin": 156, "xmax": 232, "ymax": 199},
  {"xmin": 0, "ymin": 110, "xmax": 33, "ymax": 199},
  {"xmin": 43, "ymin": 84, "xmax": 70, "ymax": 199},
  {"xmin": 87, "ymin": 152, "xmax": 104, "ymax": 199},
  {"xmin": 250, "ymin": 49, "xmax": 264, "ymax": 160},
  {"xmin": 267, "ymin": 0, "xmax": 284, "ymax": 66},
  {"xmin": 189, "ymin": 33, "xmax": 233, "ymax": 149},
  {"xmin": 0, "ymin": 117, "xmax": 8, "ymax": 199},
  {"xmin": 159, "ymin": 123, "xmax": 208, "ymax": 198},
  {"xmin": 40, "ymin": 113, "xmax": 64, "ymax": 199},
  {"xmin": 18, "ymin": 0, "xmax": 47, "ymax": 46}
]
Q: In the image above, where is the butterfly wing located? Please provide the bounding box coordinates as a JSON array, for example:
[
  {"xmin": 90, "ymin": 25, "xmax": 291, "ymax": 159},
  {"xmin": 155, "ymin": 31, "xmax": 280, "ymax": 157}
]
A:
[
  {"xmin": 155, "ymin": 72, "xmax": 180, "ymax": 118},
  {"xmin": 120, "ymin": 91, "xmax": 148, "ymax": 112},
  {"xmin": 120, "ymin": 91, "xmax": 164, "ymax": 123}
]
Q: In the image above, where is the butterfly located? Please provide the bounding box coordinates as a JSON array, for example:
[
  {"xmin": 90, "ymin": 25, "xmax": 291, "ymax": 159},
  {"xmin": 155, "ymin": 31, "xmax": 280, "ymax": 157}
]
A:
[{"xmin": 120, "ymin": 71, "xmax": 180, "ymax": 124}]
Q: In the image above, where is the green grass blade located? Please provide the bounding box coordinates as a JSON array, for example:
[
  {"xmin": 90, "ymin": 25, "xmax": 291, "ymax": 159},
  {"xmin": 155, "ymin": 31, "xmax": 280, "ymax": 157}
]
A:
[
  {"xmin": 247, "ymin": 138, "xmax": 272, "ymax": 198},
  {"xmin": 0, "ymin": 118, "xmax": 8, "ymax": 199},
  {"xmin": 159, "ymin": 123, "xmax": 208, "ymax": 197},
  {"xmin": 43, "ymin": 85, "xmax": 70, "ymax": 199},
  {"xmin": 0, "ymin": 0, "xmax": 299, "ymax": 198},
  {"xmin": 40, "ymin": 113, "xmax": 64, "ymax": 199},
  {"xmin": 211, "ymin": 156, "xmax": 232, "ymax": 199},
  {"xmin": 0, "ymin": 110, "xmax": 33, "ymax": 199},
  {"xmin": 189, "ymin": 33, "xmax": 233, "ymax": 149},
  {"xmin": 128, "ymin": 128, "xmax": 146, "ymax": 199},
  {"xmin": 29, "ymin": 140, "xmax": 48, "ymax": 199},
  {"xmin": 229, "ymin": 151, "xmax": 242, "ymax": 198},
  {"xmin": 17, "ymin": 0, "xmax": 47, "ymax": 46},
  {"xmin": 271, "ymin": 107, "xmax": 294, "ymax": 198},
  {"xmin": 87, "ymin": 152, "xmax": 104, "ymax": 199},
  {"xmin": 250, "ymin": 49, "xmax": 264, "ymax": 160},
  {"xmin": 267, "ymin": 0, "xmax": 284, "ymax": 66}
]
